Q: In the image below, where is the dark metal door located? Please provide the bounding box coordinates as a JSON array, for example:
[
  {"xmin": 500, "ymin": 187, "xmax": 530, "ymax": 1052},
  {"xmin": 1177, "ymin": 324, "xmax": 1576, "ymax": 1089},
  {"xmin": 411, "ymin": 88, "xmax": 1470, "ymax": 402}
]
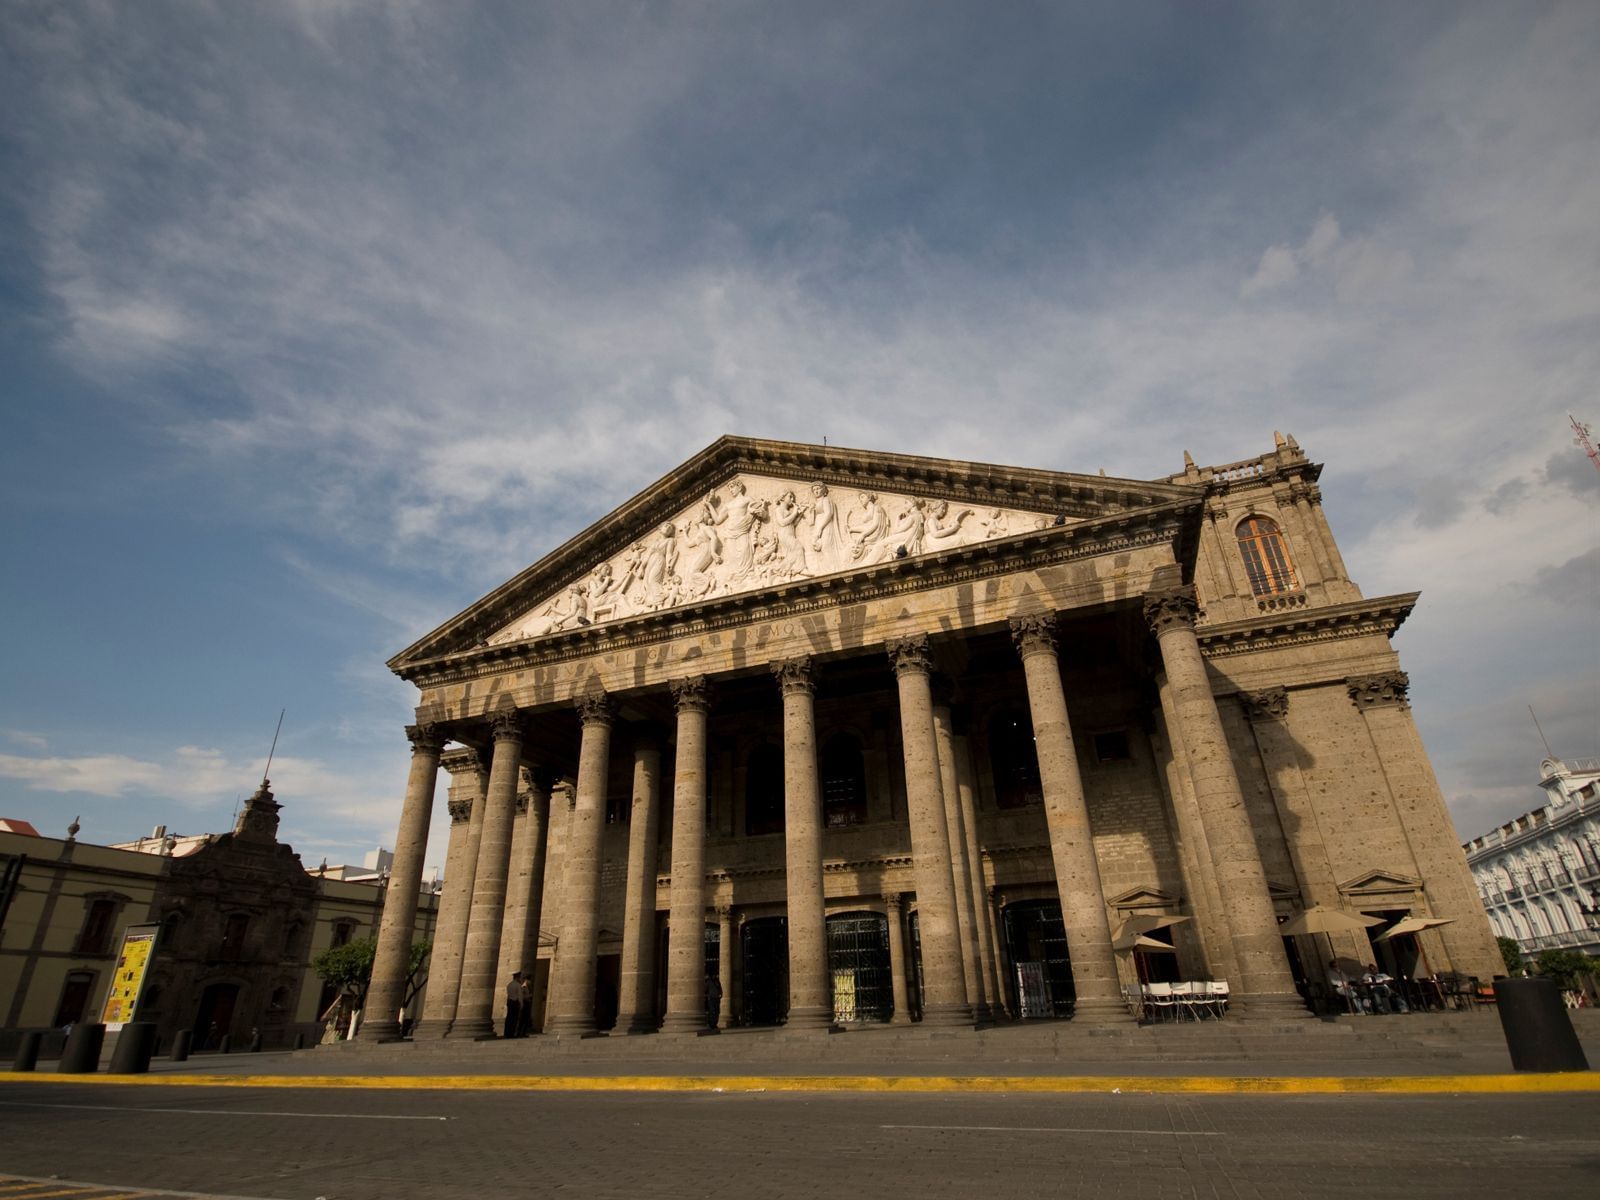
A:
[
  {"xmin": 826, "ymin": 911, "xmax": 892, "ymax": 1023},
  {"xmin": 740, "ymin": 916, "xmax": 788, "ymax": 1026}
]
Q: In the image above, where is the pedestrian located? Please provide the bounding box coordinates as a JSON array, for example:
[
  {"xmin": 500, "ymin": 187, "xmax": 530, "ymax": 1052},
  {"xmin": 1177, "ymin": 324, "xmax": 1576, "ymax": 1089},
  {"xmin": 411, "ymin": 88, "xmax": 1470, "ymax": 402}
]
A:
[
  {"xmin": 518, "ymin": 972, "xmax": 534, "ymax": 1037},
  {"xmin": 504, "ymin": 971, "xmax": 523, "ymax": 1038},
  {"xmin": 706, "ymin": 975, "xmax": 723, "ymax": 1029}
]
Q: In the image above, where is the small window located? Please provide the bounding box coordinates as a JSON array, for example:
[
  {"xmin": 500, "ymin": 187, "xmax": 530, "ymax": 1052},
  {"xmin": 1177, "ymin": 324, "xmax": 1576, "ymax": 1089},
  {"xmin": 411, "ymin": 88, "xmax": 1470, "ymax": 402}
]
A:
[
  {"xmin": 1236, "ymin": 515, "xmax": 1298, "ymax": 596},
  {"xmin": 821, "ymin": 734, "xmax": 868, "ymax": 828},
  {"xmin": 1092, "ymin": 731, "xmax": 1131, "ymax": 763},
  {"xmin": 330, "ymin": 919, "xmax": 356, "ymax": 948},
  {"xmin": 54, "ymin": 971, "xmax": 96, "ymax": 1027},
  {"xmin": 220, "ymin": 913, "xmax": 250, "ymax": 960},
  {"xmin": 745, "ymin": 744, "xmax": 785, "ymax": 836},
  {"xmin": 159, "ymin": 911, "xmax": 181, "ymax": 948},
  {"xmin": 77, "ymin": 899, "xmax": 117, "ymax": 955},
  {"xmin": 989, "ymin": 711, "xmax": 1042, "ymax": 809}
]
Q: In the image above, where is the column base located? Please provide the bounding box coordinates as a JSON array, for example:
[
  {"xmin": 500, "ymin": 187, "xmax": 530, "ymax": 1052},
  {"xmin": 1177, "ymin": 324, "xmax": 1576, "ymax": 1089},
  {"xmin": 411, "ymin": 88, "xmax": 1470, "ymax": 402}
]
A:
[
  {"xmin": 1229, "ymin": 990, "xmax": 1313, "ymax": 1021},
  {"xmin": 356, "ymin": 1020, "xmax": 402, "ymax": 1043},
  {"xmin": 917, "ymin": 1002, "xmax": 975, "ymax": 1027},
  {"xmin": 890, "ymin": 1012, "xmax": 913, "ymax": 1026},
  {"xmin": 545, "ymin": 1015, "xmax": 598, "ymax": 1036},
  {"xmin": 1070, "ymin": 996, "xmax": 1138, "ymax": 1025},
  {"xmin": 783, "ymin": 1006, "xmax": 833, "ymax": 1030},
  {"xmin": 659, "ymin": 1010, "xmax": 708, "ymax": 1034},
  {"xmin": 409, "ymin": 1018, "xmax": 452, "ymax": 1040},
  {"xmin": 447, "ymin": 1017, "xmax": 494, "ymax": 1039},
  {"xmin": 617, "ymin": 1015, "xmax": 659, "ymax": 1035}
]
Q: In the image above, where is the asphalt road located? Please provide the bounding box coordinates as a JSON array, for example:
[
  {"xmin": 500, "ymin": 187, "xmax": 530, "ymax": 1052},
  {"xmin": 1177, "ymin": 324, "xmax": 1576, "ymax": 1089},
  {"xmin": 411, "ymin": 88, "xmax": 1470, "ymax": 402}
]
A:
[{"xmin": 0, "ymin": 1083, "xmax": 1596, "ymax": 1199}]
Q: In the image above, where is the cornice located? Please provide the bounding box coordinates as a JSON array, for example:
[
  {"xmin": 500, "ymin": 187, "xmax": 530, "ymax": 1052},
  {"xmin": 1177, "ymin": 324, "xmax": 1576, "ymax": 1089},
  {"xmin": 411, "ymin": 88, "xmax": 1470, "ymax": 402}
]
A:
[
  {"xmin": 390, "ymin": 436, "xmax": 1204, "ymax": 675},
  {"xmin": 398, "ymin": 499, "xmax": 1200, "ymax": 687},
  {"xmin": 1195, "ymin": 592, "xmax": 1418, "ymax": 658}
]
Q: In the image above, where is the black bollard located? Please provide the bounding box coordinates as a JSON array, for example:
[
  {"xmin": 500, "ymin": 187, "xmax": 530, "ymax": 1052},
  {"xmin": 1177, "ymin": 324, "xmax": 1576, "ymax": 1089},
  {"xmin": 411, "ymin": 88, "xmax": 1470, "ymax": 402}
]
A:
[
  {"xmin": 1494, "ymin": 977, "xmax": 1590, "ymax": 1072},
  {"xmin": 57, "ymin": 1023, "xmax": 106, "ymax": 1074},
  {"xmin": 170, "ymin": 1029, "xmax": 192, "ymax": 1062},
  {"xmin": 108, "ymin": 1022, "xmax": 158, "ymax": 1075},
  {"xmin": 293, "ymin": 1031, "xmax": 305, "ymax": 1051},
  {"xmin": 217, "ymin": 1033, "xmax": 232, "ymax": 1055},
  {"xmin": 13, "ymin": 1031, "xmax": 42, "ymax": 1072}
]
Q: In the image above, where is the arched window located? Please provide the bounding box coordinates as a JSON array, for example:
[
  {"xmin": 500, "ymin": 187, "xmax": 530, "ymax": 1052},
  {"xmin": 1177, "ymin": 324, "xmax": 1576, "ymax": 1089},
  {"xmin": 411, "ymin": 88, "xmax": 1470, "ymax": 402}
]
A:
[
  {"xmin": 219, "ymin": 913, "xmax": 250, "ymax": 960},
  {"xmin": 988, "ymin": 710, "xmax": 1041, "ymax": 809},
  {"xmin": 820, "ymin": 734, "xmax": 867, "ymax": 828},
  {"xmin": 76, "ymin": 899, "xmax": 118, "ymax": 955},
  {"xmin": 1235, "ymin": 515, "xmax": 1298, "ymax": 596},
  {"xmin": 160, "ymin": 911, "xmax": 182, "ymax": 948},
  {"xmin": 745, "ymin": 744, "xmax": 785, "ymax": 836}
]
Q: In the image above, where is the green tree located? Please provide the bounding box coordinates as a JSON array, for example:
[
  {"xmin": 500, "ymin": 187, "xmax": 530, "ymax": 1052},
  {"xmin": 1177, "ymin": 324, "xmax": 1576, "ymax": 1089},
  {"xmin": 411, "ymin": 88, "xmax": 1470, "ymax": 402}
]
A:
[
  {"xmin": 1533, "ymin": 947, "xmax": 1599, "ymax": 992},
  {"xmin": 312, "ymin": 936, "xmax": 432, "ymax": 1011},
  {"xmin": 1497, "ymin": 935, "xmax": 1525, "ymax": 976}
]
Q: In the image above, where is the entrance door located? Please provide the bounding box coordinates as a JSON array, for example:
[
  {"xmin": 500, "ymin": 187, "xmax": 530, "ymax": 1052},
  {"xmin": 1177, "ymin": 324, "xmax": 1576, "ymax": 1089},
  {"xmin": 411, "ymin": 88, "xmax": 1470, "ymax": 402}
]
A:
[
  {"xmin": 740, "ymin": 916, "xmax": 788, "ymax": 1026},
  {"xmin": 595, "ymin": 954, "xmax": 620, "ymax": 1031},
  {"xmin": 826, "ymin": 911, "xmax": 892, "ymax": 1023},
  {"xmin": 1002, "ymin": 900, "xmax": 1076, "ymax": 1018},
  {"xmin": 194, "ymin": 983, "xmax": 239, "ymax": 1048}
]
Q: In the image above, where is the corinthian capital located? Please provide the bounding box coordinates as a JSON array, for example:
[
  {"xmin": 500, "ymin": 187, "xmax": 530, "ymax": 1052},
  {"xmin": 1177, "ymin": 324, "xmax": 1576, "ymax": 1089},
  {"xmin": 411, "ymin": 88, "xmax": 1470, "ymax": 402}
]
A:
[
  {"xmin": 1347, "ymin": 672, "xmax": 1410, "ymax": 711},
  {"xmin": 447, "ymin": 798, "xmax": 473, "ymax": 825},
  {"xmin": 1008, "ymin": 613, "xmax": 1058, "ymax": 659},
  {"xmin": 406, "ymin": 722, "xmax": 445, "ymax": 754},
  {"xmin": 885, "ymin": 634, "xmax": 932, "ymax": 677},
  {"xmin": 489, "ymin": 710, "xmax": 526, "ymax": 742},
  {"xmin": 1143, "ymin": 586, "xmax": 1201, "ymax": 635},
  {"xmin": 574, "ymin": 691, "xmax": 616, "ymax": 727},
  {"xmin": 669, "ymin": 675, "xmax": 711, "ymax": 714},
  {"xmin": 1239, "ymin": 687, "xmax": 1289, "ymax": 722},
  {"xmin": 772, "ymin": 657, "xmax": 816, "ymax": 697}
]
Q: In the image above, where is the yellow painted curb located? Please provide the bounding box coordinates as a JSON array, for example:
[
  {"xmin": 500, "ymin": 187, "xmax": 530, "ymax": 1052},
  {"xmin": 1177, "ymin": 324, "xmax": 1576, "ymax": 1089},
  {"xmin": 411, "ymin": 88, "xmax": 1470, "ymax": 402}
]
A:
[{"xmin": 1, "ymin": 1072, "xmax": 1596, "ymax": 1094}]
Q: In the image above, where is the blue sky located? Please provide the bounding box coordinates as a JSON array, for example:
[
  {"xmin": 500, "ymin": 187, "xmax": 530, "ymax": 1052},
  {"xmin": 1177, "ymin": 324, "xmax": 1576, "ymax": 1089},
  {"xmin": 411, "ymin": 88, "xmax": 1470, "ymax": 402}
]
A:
[{"xmin": 1, "ymin": 1, "xmax": 1596, "ymax": 875}]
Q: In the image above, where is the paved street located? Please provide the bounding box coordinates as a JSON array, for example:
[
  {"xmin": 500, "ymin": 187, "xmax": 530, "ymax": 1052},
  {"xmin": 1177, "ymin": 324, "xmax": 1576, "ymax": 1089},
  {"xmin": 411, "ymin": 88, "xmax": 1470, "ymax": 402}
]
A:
[{"xmin": 1, "ymin": 1083, "xmax": 1596, "ymax": 1199}]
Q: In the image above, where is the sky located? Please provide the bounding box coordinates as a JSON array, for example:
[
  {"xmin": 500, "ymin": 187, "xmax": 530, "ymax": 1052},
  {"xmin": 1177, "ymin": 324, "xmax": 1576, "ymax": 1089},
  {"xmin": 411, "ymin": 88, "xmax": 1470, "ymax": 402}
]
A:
[{"xmin": 1, "ymin": 1, "xmax": 1596, "ymax": 877}]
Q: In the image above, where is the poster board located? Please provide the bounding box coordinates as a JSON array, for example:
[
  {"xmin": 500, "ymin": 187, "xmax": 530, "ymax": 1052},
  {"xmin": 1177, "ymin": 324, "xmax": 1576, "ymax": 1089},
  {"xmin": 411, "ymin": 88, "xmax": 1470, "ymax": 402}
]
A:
[{"xmin": 100, "ymin": 923, "xmax": 159, "ymax": 1030}]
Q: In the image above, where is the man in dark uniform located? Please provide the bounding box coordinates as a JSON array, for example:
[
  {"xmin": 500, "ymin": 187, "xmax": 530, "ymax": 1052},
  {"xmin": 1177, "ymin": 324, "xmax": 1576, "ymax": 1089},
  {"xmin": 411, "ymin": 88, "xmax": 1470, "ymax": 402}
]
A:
[{"xmin": 504, "ymin": 971, "xmax": 523, "ymax": 1038}]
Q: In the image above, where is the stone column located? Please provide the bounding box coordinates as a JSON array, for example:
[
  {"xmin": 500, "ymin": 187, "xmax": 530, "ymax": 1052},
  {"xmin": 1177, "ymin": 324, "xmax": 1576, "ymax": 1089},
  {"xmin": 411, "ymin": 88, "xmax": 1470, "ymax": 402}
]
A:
[
  {"xmin": 933, "ymin": 704, "xmax": 988, "ymax": 1020},
  {"xmin": 546, "ymin": 693, "xmax": 615, "ymax": 1035},
  {"xmin": 450, "ymin": 712, "xmax": 525, "ymax": 1038},
  {"xmin": 887, "ymin": 635, "xmax": 972, "ymax": 1026},
  {"xmin": 774, "ymin": 657, "xmax": 832, "ymax": 1029},
  {"xmin": 360, "ymin": 722, "xmax": 444, "ymax": 1042},
  {"xmin": 1009, "ymin": 615, "xmax": 1132, "ymax": 1023},
  {"xmin": 984, "ymin": 886, "xmax": 1010, "ymax": 1017},
  {"xmin": 494, "ymin": 773, "xmax": 536, "ymax": 1014},
  {"xmin": 616, "ymin": 738, "xmax": 664, "ymax": 1034},
  {"xmin": 955, "ymin": 734, "xmax": 1004, "ymax": 1017},
  {"xmin": 716, "ymin": 904, "xmax": 734, "ymax": 1029},
  {"xmin": 415, "ymin": 750, "xmax": 488, "ymax": 1038},
  {"xmin": 1145, "ymin": 587, "xmax": 1306, "ymax": 1019},
  {"xmin": 883, "ymin": 893, "xmax": 912, "ymax": 1025},
  {"xmin": 662, "ymin": 676, "xmax": 712, "ymax": 1033},
  {"xmin": 1348, "ymin": 673, "xmax": 1502, "ymax": 982},
  {"xmin": 514, "ymin": 772, "xmax": 552, "ymax": 1015}
]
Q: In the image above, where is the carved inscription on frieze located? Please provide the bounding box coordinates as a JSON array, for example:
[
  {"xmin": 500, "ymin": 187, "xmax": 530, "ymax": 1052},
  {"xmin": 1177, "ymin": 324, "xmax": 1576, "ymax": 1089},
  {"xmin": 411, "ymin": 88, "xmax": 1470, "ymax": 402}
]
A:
[{"xmin": 489, "ymin": 474, "xmax": 1063, "ymax": 643}]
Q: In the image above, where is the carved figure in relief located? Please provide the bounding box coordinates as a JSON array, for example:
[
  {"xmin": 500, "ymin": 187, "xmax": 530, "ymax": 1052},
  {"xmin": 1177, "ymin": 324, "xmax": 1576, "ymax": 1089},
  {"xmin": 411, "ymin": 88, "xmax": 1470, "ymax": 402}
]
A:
[
  {"xmin": 769, "ymin": 490, "xmax": 811, "ymax": 577},
  {"xmin": 847, "ymin": 491, "xmax": 890, "ymax": 561},
  {"xmin": 981, "ymin": 508, "xmax": 1010, "ymax": 539},
  {"xmin": 925, "ymin": 499, "xmax": 975, "ymax": 546},
  {"xmin": 868, "ymin": 498, "xmax": 928, "ymax": 563},
  {"xmin": 808, "ymin": 482, "xmax": 848, "ymax": 574},
  {"xmin": 705, "ymin": 480, "xmax": 767, "ymax": 581},
  {"xmin": 583, "ymin": 561, "xmax": 625, "ymax": 623},
  {"xmin": 639, "ymin": 522, "xmax": 681, "ymax": 608}
]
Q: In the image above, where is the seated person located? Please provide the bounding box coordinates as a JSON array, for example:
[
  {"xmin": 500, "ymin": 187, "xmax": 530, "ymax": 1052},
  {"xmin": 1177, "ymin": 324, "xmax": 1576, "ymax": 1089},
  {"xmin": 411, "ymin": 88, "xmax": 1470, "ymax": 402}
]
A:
[{"xmin": 1362, "ymin": 963, "xmax": 1408, "ymax": 1013}]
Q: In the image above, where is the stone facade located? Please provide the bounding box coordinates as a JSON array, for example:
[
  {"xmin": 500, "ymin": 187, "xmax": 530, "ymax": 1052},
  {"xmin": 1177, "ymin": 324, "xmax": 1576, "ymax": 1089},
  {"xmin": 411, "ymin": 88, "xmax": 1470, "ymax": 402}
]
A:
[
  {"xmin": 362, "ymin": 434, "xmax": 1501, "ymax": 1040},
  {"xmin": 0, "ymin": 783, "xmax": 440, "ymax": 1050}
]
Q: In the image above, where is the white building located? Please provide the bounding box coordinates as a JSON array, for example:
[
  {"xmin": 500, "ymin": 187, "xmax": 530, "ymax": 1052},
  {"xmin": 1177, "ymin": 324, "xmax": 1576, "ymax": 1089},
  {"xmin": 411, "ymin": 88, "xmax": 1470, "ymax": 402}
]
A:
[{"xmin": 1464, "ymin": 757, "xmax": 1600, "ymax": 960}]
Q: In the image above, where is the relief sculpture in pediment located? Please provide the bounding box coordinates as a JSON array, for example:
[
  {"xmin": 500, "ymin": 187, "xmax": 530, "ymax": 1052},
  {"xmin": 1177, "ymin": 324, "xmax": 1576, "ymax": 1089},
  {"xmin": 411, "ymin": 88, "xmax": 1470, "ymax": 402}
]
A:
[{"xmin": 489, "ymin": 474, "xmax": 1062, "ymax": 643}]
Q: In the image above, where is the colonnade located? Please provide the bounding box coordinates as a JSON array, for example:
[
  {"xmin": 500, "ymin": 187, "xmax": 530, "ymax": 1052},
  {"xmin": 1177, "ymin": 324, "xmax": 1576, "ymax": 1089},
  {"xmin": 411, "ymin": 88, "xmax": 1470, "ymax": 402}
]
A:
[{"xmin": 360, "ymin": 587, "xmax": 1307, "ymax": 1041}]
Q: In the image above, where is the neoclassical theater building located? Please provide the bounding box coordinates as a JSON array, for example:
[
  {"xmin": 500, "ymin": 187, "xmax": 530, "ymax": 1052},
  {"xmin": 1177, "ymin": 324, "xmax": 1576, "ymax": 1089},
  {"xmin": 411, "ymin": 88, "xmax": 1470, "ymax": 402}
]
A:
[{"xmin": 359, "ymin": 435, "xmax": 1500, "ymax": 1041}]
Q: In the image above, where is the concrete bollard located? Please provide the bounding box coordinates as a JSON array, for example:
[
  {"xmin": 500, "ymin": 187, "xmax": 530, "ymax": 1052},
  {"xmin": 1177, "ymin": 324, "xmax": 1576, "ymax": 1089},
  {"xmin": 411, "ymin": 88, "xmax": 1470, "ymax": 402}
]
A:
[
  {"xmin": 12, "ymin": 1031, "xmax": 42, "ymax": 1072},
  {"xmin": 170, "ymin": 1029, "xmax": 192, "ymax": 1062},
  {"xmin": 57, "ymin": 1023, "xmax": 106, "ymax": 1074},
  {"xmin": 293, "ymin": 1031, "xmax": 306, "ymax": 1051},
  {"xmin": 108, "ymin": 1022, "xmax": 158, "ymax": 1075},
  {"xmin": 217, "ymin": 1033, "xmax": 232, "ymax": 1055}
]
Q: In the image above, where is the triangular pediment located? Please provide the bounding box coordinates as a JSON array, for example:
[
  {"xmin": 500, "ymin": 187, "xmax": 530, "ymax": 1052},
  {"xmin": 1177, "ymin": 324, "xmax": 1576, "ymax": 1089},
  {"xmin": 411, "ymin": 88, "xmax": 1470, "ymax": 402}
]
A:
[
  {"xmin": 390, "ymin": 436, "xmax": 1202, "ymax": 669},
  {"xmin": 1109, "ymin": 886, "xmax": 1181, "ymax": 911},
  {"xmin": 1337, "ymin": 869, "xmax": 1422, "ymax": 898}
]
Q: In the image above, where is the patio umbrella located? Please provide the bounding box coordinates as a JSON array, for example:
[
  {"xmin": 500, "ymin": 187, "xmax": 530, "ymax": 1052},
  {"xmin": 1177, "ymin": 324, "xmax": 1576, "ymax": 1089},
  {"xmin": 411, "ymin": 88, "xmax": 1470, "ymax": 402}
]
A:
[
  {"xmin": 1375, "ymin": 916, "xmax": 1457, "ymax": 996},
  {"xmin": 1109, "ymin": 913, "xmax": 1192, "ymax": 945},
  {"xmin": 1279, "ymin": 906, "xmax": 1383, "ymax": 1014}
]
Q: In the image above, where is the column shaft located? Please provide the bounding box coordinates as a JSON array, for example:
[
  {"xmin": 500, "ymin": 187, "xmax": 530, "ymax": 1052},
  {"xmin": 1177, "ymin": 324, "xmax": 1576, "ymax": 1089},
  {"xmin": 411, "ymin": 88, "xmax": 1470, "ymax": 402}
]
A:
[
  {"xmin": 933, "ymin": 705, "xmax": 988, "ymax": 1020},
  {"xmin": 776, "ymin": 659, "xmax": 831, "ymax": 1029},
  {"xmin": 716, "ymin": 906, "xmax": 734, "ymax": 1028},
  {"xmin": 415, "ymin": 754, "xmax": 488, "ymax": 1037},
  {"xmin": 884, "ymin": 894, "xmax": 912, "ymax": 1025},
  {"xmin": 662, "ymin": 678, "xmax": 711, "ymax": 1033},
  {"xmin": 954, "ymin": 734, "xmax": 1002, "ymax": 1018},
  {"xmin": 546, "ymin": 695, "xmax": 615, "ymax": 1035},
  {"xmin": 617, "ymin": 742, "xmax": 664, "ymax": 1033},
  {"xmin": 360, "ymin": 724, "xmax": 443, "ymax": 1041},
  {"xmin": 887, "ymin": 636, "xmax": 972, "ymax": 1026},
  {"xmin": 450, "ymin": 715, "xmax": 525, "ymax": 1038},
  {"xmin": 497, "ymin": 772, "xmax": 551, "ymax": 1028},
  {"xmin": 1146, "ymin": 589, "xmax": 1306, "ymax": 1019},
  {"xmin": 1010, "ymin": 616, "xmax": 1132, "ymax": 1023}
]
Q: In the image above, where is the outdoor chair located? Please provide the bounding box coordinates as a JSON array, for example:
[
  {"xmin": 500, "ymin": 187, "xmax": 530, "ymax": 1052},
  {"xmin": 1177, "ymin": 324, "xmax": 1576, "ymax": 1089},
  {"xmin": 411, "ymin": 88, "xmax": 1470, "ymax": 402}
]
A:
[
  {"xmin": 1142, "ymin": 981, "xmax": 1178, "ymax": 1022},
  {"xmin": 1171, "ymin": 981, "xmax": 1206, "ymax": 1021},
  {"xmin": 1204, "ymin": 979, "xmax": 1230, "ymax": 1018}
]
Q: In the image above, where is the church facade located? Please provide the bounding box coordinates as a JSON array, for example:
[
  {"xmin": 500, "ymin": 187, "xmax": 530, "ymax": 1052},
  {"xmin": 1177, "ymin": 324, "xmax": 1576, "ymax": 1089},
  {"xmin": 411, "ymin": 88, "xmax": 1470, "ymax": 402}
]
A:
[{"xmin": 360, "ymin": 435, "xmax": 1500, "ymax": 1041}]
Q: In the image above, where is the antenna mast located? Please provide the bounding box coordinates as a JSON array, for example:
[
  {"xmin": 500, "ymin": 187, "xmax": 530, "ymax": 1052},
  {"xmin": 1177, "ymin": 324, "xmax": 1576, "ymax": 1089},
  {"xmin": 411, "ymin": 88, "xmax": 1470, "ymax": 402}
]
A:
[
  {"xmin": 1529, "ymin": 705, "xmax": 1554, "ymax": 759},
  {"xmin": 262, "ymin": 708, "xmax": 285, "ymax": 785},
  {"xmin": 1572, "ymin": 414, "xmax": 1600, "ymax": 476}
]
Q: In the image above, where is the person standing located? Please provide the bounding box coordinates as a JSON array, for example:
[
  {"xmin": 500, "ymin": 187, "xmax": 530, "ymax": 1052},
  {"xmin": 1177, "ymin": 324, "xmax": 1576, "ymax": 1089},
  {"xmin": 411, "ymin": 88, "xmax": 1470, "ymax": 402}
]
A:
[{"xmin": 504, "ymin": 971, "xmax": 523, "ymax": 1038}]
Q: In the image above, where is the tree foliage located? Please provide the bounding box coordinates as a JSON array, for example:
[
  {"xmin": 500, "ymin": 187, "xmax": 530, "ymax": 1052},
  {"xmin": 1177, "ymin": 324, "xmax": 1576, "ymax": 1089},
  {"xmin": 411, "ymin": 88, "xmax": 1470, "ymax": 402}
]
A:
[
  {"xmin": 1533, "ymin": 947, "xmax": 1599, "ymax": 991},
  {"xmin": 1497, "ymin": 935, "xmax": 1524, "ymax": 975},
  {"xmin": 311, "ymin": 936, "xmax": 432, "ymax": 1010}
]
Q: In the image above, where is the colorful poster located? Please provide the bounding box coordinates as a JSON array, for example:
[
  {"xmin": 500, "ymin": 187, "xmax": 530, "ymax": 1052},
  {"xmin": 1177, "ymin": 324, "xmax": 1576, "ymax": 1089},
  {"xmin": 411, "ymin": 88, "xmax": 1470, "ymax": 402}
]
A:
[{"xmin": 100, "ymin": 924, "xmax": 159, "ymax": 1030}]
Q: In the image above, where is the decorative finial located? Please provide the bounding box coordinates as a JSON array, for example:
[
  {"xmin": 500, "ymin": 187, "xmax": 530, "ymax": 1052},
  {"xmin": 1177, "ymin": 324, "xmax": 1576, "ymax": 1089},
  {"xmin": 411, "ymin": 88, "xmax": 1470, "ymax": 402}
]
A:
[
  {"xmin": 1183, "ymin": 450, "xmax": 1196, "ymax": 469},
  {"xmin": 66, "ymin": 815, "xmax": 80, "ymax": 843}
]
